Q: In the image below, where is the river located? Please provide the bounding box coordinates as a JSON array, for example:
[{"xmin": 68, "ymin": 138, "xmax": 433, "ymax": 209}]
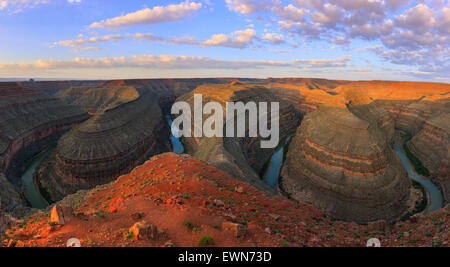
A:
[
  {"xmin": 21, "ymin": 117, "xmax": 185, "ymax": 209},
  {"xmin": 264, "ymin": 147, "xmax": 284, "ymax": 190},
  {"xmin": 21, "ymin": 147, "xmax": 55, "ymax": 209},
  {"xmin": 166, "ymin": 115, "xmax": 184, "ymax": 155},
  {"xmin": 394, "ymin": 142, "xmax": 443, "ymax": 215}
]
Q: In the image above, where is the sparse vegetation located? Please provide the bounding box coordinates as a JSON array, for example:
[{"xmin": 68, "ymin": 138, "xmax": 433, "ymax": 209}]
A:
[
  {"xmin": 183, "ymin": 221, "xmax": 193, "ymax": 228},
  {"xmin": 95, "ymin": 212, "xmax": 105, "ymax": 218},
  {"xmin": 198, "ymin": 235, "xmax": 214, "ymax": 247}
]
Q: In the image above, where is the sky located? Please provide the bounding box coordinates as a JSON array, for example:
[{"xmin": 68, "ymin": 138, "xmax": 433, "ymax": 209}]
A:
[{"xmin": 0, "ymin": 0, "xmax": 448, "ymax": 82}]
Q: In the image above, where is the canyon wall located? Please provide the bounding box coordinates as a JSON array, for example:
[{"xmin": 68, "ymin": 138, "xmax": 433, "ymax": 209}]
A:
[
  {"xmin": 37, "ymin": 86, "xmax": 171, "ymax": 202},
  {"xmin": 0, "ymin": 83, "xmax": 89, "ymax": 184},
  {"xmin": 281, "ymin": 106, "xmax": 411, "ymax": 223},
  {"xmin": 176, "ymin": 83, "xmax": 300, "ymax": 194},
  {"xmin": 0, "ymin": 82, "xmax": 89, "ymax": 215},
  {"xmin": 408, "ymin": 111, "xmax": 450, "ymax": 204}
]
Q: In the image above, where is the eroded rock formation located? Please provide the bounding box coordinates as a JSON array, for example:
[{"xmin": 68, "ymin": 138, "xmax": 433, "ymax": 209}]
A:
[
  {"xmin": 37, "ymin": 86, "xmax": 171, "ymax": 202},
  {"xmin": 408, "ymin": 111, "xmax": 450, "ymax": 203},
  {"xmin": 0, "ymin": 82, "xmax": 89, "ymax": 185},
  {"xmin": 281, "ymin": 106, "xmax": 411, "ymax": 223},
  {"xmin": 177, "ymin": 83, "xmax": 300, "ymax": 193}
]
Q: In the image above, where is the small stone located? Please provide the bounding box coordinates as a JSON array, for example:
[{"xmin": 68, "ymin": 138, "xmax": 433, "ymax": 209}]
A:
[
  {"xmin": 222, "ymin": 222, "xmax": 246, "ymax": 238},
  {"xmin": 214, "ymin": 199, "xmax": 225, "ymax": 207},
  {"xmin": 264, "ymin": 227, "xmax": 271, "ymax": 234},
  {"xmin": 129, "ymin": 221, "xmax": 158, "ymax": 240},
  {"xmin": 269, "ymin": 214, "xmax": 280, "ymax": 221},
  {"xmin": 7, "ymin": 239, "xmax": 16, "ymax": 247},
  {"xmin": 410, "ymin": 214, "xmax": 424, "ymax": 223},
  {"xmin": 444, "ymin": 204, "xmax": 450, "ymax": 212},
  {"xmin": 109, "ymin": 197, "xmax": 125, "ymax": 213},
  {"xmin": 235, "ymin": 186, "xmax": 244, "ymax": 193},
  {"xmin": 367, "ymin": 220, "xmax": 387, "ymax": 233}
]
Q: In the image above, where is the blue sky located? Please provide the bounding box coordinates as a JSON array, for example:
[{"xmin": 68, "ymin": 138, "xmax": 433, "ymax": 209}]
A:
[{"xmin": 0, "ymin": 0, "xmax": 448, "ymax": 82}]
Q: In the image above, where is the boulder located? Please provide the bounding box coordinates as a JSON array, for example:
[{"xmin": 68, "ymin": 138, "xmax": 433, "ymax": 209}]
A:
[
  {"xmin": 367, "ymin": 220, "xmax": 387, "ymax": 233},
  {"xmin": 129, "ymin": 221, "xmax": 158, "ymax": 240},
  {"xmin": 410, "ymin": 213, "xmax": 424, "ymax": 223},
  {"xmin": 214, "ymin": 199, "xmax": 225, "ymax": 207},
  {"xmin": 50, "ymin": 204, "xmax": 74, "ymax": 225},
  {"xmin": 222, "ymin": 222, "xmax": 246, "ymax": 238}
]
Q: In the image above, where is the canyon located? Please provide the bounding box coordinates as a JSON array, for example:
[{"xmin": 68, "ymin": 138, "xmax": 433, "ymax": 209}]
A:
[
  {"xmin": 0, "ymin": 82, "xmax": 89, "ymax": 215},
  {"xmin": 0, "ymin": 78, "xmax": 448, "ymax": 247},
  {"xmin": 175, "ymin": 83, "xmax": 300, "ymax": 194}
]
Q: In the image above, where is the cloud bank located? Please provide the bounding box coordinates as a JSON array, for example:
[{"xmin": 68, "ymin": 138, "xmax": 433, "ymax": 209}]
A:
[{"xmin": 89, "ymin": 1, "xmax": 202, "ymax": 29}]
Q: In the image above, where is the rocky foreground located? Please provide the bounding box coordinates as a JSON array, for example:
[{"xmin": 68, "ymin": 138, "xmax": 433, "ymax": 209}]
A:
[{"xmin": 2, "ymin": 153, "xmax": 448, "ymax": 247}]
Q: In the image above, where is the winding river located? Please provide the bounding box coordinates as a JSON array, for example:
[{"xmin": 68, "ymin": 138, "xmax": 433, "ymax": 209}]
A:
[
  {"xmin": 21, "ymin": 147, "xmax": 55, "ymax": 209},
  {"xmin": 22, "ymin": 117, "xmax": 185, "ymax": 209},
  {"xmin": 166, "ymin": 115, "xmax": 184, "ymax": 155},
  {"xmin": 394, "ymin": 142, "xmax": 443, "ymax": 215},
  {"xmin": 264, "ymin": 147, "xmax": 284, "ymax": 190}
]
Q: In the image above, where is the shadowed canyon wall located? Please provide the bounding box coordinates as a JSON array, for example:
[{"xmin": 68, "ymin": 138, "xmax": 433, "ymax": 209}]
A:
[
  {"xmin": 36, "ymin": 85, "xmax": 172, "ymax": 202},
  {"xmin": 176, "ymin": 83, "xmax": 300, "ymax": 194},
  {"xmin": 0, "ymin": 82, "xmax": 89, "ymax": 213},
  {"xmin": 281, "ymin": 106, "xmax": 411, "ymax": 223}
]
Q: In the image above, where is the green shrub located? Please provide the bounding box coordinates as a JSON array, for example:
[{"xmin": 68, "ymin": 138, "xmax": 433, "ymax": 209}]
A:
[{"xmin": 198, "ymin": 235, "xmax": 214, "ymax": 247}]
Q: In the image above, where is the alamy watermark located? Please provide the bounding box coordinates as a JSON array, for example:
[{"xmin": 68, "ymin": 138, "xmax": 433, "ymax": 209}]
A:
[{"xmin": 171, "ymin": 94, "xmax": 280, "ymax": 149}]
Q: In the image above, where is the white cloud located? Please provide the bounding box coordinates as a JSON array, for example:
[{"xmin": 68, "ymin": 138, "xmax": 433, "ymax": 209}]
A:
[
  {"xmin": 51, "ymin": 34, "xmax": 123, "ymax": 48},
  {"xmin": 225, "ymin": 0, "xmax": 270, "ymax": 14},
  {"xmin": 0, "ymin": 54, "xmax": 352, "ymax": 70},
  {"xmin": 0, "ymin": 0, "xmax": 49, "ymax": 13},
  {"xmin": 89, "ymin": 1, "xmax": 202, "ymax": 29},
  {"xmin": 262, "ymin": 33, "xmax": 285, "ymax": 44},
  {"xmin": 394, "ymin": 4, "xmax": 436, "ymax": 31},
  {"xmin": 134, "ymin": 29, "xmax": 261, "ymax": 49},
  {"xmin": 273, "ymin": 4, "xmax": 307, "ymax": 21},
  {"xmin": 202, "ymin": 29, "xmax": 258, "ymax": 48}
]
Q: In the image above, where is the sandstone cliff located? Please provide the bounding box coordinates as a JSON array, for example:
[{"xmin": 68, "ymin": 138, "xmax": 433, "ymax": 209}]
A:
[
  {"xmin": 177, "ymin": 83, "xmax": 300, "ymax": 194},
  {"xmin": 281, "ymin": 106, "xmax": 411, "ymax": 223},
  {"xmin": 408, "ymin": 111, "xmax": 450, "ymax": 204},
  {"xmin": 0, "ymin": 83, "xmax": 89, "ymax": 180},
  {"xmin": 37, "ymin": 86, "xmax": 171, "ymax": 202}
]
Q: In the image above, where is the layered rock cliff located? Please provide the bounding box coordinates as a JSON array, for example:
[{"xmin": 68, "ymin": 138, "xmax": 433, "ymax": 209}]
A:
[
  {"xmin": 177, "ymin": 83, "xmax": 300, "ymax": 193},
  {"xmin": 408, "ymin": 111, "xmax": 450, "ymax": 204},
  {"xmin": 281, "ymin": 106, "xmax": 411, "ymax": 223},
  {"xmin": 37, "ymin": 86, "xmax": 171, "ymax": 202},
  {"xmin": 0, "ymin": 82, "xmax": 89, "ymax": 185}
]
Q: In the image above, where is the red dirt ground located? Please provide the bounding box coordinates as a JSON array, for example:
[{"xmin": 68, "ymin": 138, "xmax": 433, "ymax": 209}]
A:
[{"xmin": 3, "ymin": 153, "xmax": 449, "ymax": 247}]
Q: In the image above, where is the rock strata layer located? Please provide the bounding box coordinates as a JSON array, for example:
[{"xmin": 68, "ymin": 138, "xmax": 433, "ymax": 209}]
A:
[
  {"xmin": 408, "ymin": 111, "xmax": 450, "ymax": 204},
  {"xmin": 177, "ymin": 83, "xmax": 300, "ymax": 194},
  {"xmin": 0, "ymin": 83, "xmax": 89, "ymax": 179},
  {"xmin": 37, "ymin": 87, "xmax": 170, "ymax": 202},
  {"xmin": 281, "ymin": 106, "xmax": 411, "ymax": 223}
]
